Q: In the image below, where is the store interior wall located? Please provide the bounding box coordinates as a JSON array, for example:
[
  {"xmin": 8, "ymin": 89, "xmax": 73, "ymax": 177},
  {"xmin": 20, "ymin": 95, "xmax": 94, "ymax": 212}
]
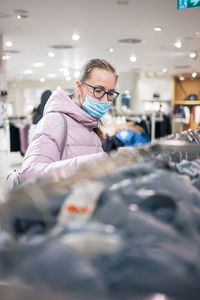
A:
[{"xmin": 7, "ymin": 73, "xmax": 173, "ymax": 116}]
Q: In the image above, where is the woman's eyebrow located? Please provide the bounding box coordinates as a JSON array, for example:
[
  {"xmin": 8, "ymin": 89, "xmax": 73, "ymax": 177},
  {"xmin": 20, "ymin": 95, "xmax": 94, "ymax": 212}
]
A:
[{"xmin": 95, "ymin": 85, "xmax": 116, "ymax": 91}]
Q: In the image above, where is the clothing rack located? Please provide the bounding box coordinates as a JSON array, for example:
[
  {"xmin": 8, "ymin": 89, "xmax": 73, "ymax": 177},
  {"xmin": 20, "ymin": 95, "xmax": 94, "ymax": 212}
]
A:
[{"xmin": 1, "ymin": 127, "xmax": 200, "ymax": 299}]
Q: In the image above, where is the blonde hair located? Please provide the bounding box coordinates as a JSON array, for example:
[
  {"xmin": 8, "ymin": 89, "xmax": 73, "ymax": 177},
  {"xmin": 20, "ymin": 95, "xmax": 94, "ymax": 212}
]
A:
[{"xmin": 77, "ymin": 59, "xmax": 118, "ymax": 139}]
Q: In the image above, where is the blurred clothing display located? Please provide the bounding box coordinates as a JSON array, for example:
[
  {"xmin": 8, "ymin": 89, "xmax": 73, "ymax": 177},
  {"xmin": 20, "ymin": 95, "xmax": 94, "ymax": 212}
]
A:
[{"xmin": 32, "ymin": 90, "xmax": 52, "ymax": 125}]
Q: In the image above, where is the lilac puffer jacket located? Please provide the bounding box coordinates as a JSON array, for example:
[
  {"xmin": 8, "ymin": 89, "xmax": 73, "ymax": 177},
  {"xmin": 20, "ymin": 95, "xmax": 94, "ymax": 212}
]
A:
[{"xmin": 20, "ymin": 87, "xmax": 106, "ymax": 183}]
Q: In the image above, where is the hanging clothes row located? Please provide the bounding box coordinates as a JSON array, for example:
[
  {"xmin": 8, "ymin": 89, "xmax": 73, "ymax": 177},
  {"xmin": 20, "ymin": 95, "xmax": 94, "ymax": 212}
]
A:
[
  {"xmin": 9, "ymin": 117, "xmax": 30, "ymax": 155},
  {"xmin": 1, "ymin": 128, "xmax": 200, "ymax": 300}
]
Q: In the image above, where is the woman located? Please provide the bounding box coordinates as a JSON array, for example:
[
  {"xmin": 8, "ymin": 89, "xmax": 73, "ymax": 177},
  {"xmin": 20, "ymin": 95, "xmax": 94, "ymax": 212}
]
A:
[{"xmin": 19, "ymin": 59, "xmax": 119, "ymax": 183}]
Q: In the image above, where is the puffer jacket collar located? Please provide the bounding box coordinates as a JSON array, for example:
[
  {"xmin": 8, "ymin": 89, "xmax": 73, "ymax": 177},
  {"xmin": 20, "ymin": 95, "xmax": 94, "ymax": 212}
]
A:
[{"xmin": 43, "ymin": 87, "xmax": 98, "ymax": 129}]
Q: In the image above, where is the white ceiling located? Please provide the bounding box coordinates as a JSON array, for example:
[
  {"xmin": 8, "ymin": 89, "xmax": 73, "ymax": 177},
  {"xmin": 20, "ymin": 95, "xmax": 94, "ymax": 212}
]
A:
[{"xmin": 0, "ymin": 0, "xmax": 200, "ymax": 81}]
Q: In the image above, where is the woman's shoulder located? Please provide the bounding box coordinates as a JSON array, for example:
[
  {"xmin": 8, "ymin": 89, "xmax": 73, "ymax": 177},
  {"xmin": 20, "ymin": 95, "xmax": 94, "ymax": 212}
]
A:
[{"xmin": 35, "ymin": 112, "xmax": 67, "ymax": 135}]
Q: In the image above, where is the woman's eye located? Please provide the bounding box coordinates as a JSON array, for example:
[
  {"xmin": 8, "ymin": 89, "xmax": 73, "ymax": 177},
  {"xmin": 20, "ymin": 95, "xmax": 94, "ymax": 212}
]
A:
[{"xmin": 95, "ymin": 88, "xmax": 104, "ymax": 94}]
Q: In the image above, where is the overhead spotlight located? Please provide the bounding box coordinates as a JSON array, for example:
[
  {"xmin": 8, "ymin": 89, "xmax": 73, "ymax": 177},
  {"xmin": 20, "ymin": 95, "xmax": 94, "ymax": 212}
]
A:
[
  {"xmin": 17, "ymin": 14, "xmax": 28, "ymax": 19},
  {"xmin": 5, "ymin": 41, "xmax": 13, "ymax": 47},
  {"xmin": 189, "ymin": 52, "xmax": 197, "ymax": 58},
  {"xmin": 32, "ymin": 62, "xmax": 44, "ymax": 67},
  {"xmin": 40, "ymin": 78, "xmax": 46, "ymax": 82},
  {"xmin": 108, "ymin": 48, "xmax": 114, "ymax": 53},
  {"xmin": 153, "ymin": 26, "xmax": 163, "ymax": 32},
  {"xmin": 47, "ymin": 73, "xmax": 57, "ymax": 78},
  {"xmin": 117, "ymin": 1, "xmax": 129, "ymax": 5},
  {"xmin": 162, "ymin": 68, "xmax": 167, "ymax": 73},
  {"xmin": 174, "ymin": 40, "xmax": 182, "ymax": 48},
  {"xmin": 179, "ymin": 76, "xmax": 184, "ymax": 81},
  {"xmin": 192, "ymin": 72, "xmax": 197, "ymax": 78},
  {"xmin": 129, "ymin": 55, "xmax": 137, "ymax": 62},
  {"xmin": 48, "ymin": 52, "xmax": 55, "ymax": 57},
  {"xmin": 23, "ymin": 69, "xmax": 33, "ymax": 74},
  {"xmin": 2, "ymin": 55, "xmax": 10, "ymax": 60},
  {"xmin": 72, "ymin": 33, "xmax": 80, "ymax": 41}
]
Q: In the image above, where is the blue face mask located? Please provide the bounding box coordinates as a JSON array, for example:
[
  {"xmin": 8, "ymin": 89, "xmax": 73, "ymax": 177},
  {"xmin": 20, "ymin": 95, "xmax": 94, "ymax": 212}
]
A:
[{"xmin": 82, "ymin": 94, "xmax": 110, "ymax": 119}]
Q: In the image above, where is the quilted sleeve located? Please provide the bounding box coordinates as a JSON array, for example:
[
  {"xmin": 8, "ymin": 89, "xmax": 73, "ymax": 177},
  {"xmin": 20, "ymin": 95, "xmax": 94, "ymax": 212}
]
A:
[{"xmin": 20, "ymin": 113, "xmax": 107, "ymax": 183}]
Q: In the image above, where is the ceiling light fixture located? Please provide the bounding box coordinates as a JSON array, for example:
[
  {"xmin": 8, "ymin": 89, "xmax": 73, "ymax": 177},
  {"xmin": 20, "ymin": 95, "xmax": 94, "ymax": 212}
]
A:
[
  {"xmin": 72, "ymin": 33, "xmax": 80, "ymax": 41},
  {"xmin": 48, "ymin": 52, "xmax": 55, "ymax": 57},
  {"xmin": 40, "ymin": 78, "xmax": 45, "ymax": 82},
  {"xmin": 162, "ymin": 68, "xmax": 167, "ymax": 73},
  {"xmin": 192, "ymin": 72, "xmax": 197, "ymax": 78},
  {"xmin": 179, "ymin": 76, "xmax": 184, "ymax": 81},
  {"xmin": 174, "ymin": 40, "xmax": 182, "ymax": 48},
  {"xmin": 5, "ymin": 41, "xmax": 13, "ymax": 47},
  {"xmin": 32, "ymin": 62, "xmax": 45, "ymax": 67},
  {"xmin": 17, "ymin": 14, "xmax": 28, "ymax": 19},
  {"xmin": 108, "ymin": 48, "xmax": 114, "ymax": 53},
  {"xmin": 153, "ymin": 26, "xmax": 163, "ymax": 32},
  {"xmin": 23, "ymin": 70, "xmax": 33, "ymax": 74},
  {"xmin": 117, "ymin": 1, "xmax": 129, "ymax": 5},
  {"xmin": 47, "ymin": 73, "xmax": 57, "ymax": 78},
  {"xmin": 189, "ymin": 52, "xmax": 197, "ymax": 58},
  {"xmin": 2, "ymin": 55, "xmax": 10, "ymax": 60},
  {"xmin": 129, "ymin": 55, "xmax": 137, "ymax": 62}
]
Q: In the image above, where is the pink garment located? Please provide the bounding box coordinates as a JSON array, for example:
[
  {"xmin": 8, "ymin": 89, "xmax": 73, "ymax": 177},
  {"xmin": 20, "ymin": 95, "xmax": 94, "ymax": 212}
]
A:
[{"xmin": 20, "ymin": 87, "xmax": 106, "ymax": 183}]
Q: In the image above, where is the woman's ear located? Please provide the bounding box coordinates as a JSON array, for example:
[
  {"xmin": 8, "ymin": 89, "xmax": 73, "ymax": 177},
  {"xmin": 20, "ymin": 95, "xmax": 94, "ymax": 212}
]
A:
[
  {"xmin": 76, "ymin": 80, "xmax": 83, "ymax": 94},
  {"xmin": 76, "ymin": 80, "xmax": 85, "ymax": 103}
]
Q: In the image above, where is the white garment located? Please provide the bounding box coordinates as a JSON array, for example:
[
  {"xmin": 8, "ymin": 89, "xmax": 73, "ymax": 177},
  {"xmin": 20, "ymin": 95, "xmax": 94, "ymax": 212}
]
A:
[
  {"xmin": 194, "ymin": 106, "xmax": 200, "ymax": 124},
  {"xmin": 183, "ymin": 106, "xmax": 190, "ymax": 124}
]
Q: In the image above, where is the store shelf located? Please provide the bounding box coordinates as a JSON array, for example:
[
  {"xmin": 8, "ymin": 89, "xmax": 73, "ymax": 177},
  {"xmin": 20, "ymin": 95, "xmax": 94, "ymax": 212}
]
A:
[
  {"xmin": 143, "ymin": 99, "xmax": 171, "ymax": 102},
  {"xmin": 174, "ymin": 100, "xmax": 200, "ymax": 105}
]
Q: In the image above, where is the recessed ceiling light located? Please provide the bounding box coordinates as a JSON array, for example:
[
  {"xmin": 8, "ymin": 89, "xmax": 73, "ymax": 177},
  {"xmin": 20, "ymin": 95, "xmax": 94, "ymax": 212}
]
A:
[
  {"xmin": 174, "ymin": 40, "xmax": 182, "ymax": 48},
  {"xmin": 153, "ymin": 26, "xmax": 163, "ymax": 32},
  {"xmin": 48, "ymin": 52, "xmax": 55, "ymax": 57},
  {"xmin": 40, "ymin": 78, "xmax": 45, "ymax": 82},
  {"xmin": 118, "ymin": 38, "xmax": 142, "ymax": 44},
  {"xmin": 189, "ymin": 52, "xmax": 197, "ymax": 58},
  {"xmin": 108, "ymin": 48, "xmax": 114, "ymax": 53},
  {"xmin": 51, "ymin": 44, "xmax": 73, "ymax": 49},
  {"xmin": 66, "ymin": 76, "xmax": 72, "ymax": 81},
  {"xmin": 17, "ymin": 14, "xmax": 28, "ymax": 19},
  {"xmin": 175, "ymin": 65, "xmax": 190, "ymax": 69},
  {"xmin": 3, "ymin": 50, "xmax": 19, "ymax": 54},
  {"xmin": 74, "ymin": 70, "xmax": 80, "ymax": 78},
  {"xmin": 192, "ymin": 72, "xmax": 197, "ymax": 78},
  {"xmin": 179, "ymin": 76, "xmax": 184, "ymax": 81},
  {"xmin": 23, "ymin": 69, "xmax": 33, "ymax": 74},
  {"xmin": 129, "ymin": 55, "xmax": 137, "ymax": 62},
  {"xmin": 2, "ymin": 55, "xmax": 10, "ymax": 60},
  {"xmin": 117, "ymin": 1, "xmax": 129, "ymax": 5},
  {"xmin": 47, "ymin": 73, "xmax": 57, "ymax": 78},
  {"xmin": 14, "ymin": 9, "xmax": 28, "ymax": 14},
  {"xmin": 32, "ymin": 62, "xmax": 45, "ymax": 67},
  {"xmin": 162, "ymin": 68, "xmax": 167, "ymax": 73},
  {"xmin": 5, "ymin": 41, "xmax": 13, "ymax": 47},
  {"xmin": 72, "ymin": 33, "xmax": 80, "ymax": 41}
]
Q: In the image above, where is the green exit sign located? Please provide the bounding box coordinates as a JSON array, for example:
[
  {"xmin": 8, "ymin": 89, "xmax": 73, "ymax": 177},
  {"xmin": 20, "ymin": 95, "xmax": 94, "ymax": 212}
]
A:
[{"xmin": 178, "ymin": 0, "xmax": 200, "ymax": 9}]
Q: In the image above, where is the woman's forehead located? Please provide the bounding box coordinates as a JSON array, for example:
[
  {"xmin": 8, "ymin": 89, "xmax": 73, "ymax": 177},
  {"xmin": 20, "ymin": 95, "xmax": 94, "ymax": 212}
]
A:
[{"xmin": 89, "ymin": 68, "xmax": 116, "ymax": 89}]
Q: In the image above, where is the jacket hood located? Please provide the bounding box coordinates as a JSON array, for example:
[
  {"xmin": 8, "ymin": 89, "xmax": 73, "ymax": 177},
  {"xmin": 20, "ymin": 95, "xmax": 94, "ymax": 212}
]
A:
[{"xmin": 43, "ymin": 87, "xmax": 98, "ymax": 129}]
